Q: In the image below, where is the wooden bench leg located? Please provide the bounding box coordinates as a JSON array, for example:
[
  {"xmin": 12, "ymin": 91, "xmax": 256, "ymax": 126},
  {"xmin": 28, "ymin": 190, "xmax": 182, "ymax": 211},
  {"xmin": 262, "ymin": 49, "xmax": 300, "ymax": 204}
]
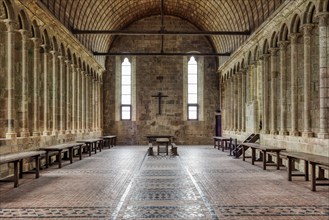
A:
[
  {"xmin": 276, "ymin": 151, "xmax": 280, "ymax": 170},
  {"xmin": 263, "ymin": 151, "xmax": 267, "ymax": 170},
  {"xmin": 305, "ymin": 161, "xmax": 309, "ymax": 181},
  {"xmin": 311, "ymin": 162, "xmax": 316, "ymax": 191},
  {"xmin": 14, "ymin": 160, "xmax": 19, "ymax": 188},
  {"xmin": 19, "ymin": 159, "xmax": 23, "ymax": 179},
  {"xmin": 58, "ymin": 150, "xmax": 62, "ymax": 168},
  {"xmin": 69, "ymin": 148, "xmax": 73, "ymax": 164},
  {"xmin": 251, "ymin": 148, "xmax": 255, "ymax": 165},
  {"xmin": 35, "ymin": 155, "xmax": 40, "ymax": 179},
  {"xmin": 242, "ymin": 146, "xmax": 246, "ymax": 161},
  {"xmin": 88, "ymin": 143, "xmax": 92, "ymax": 156},
  {"xmin": 79, "ymin": 146, "xmax": 82, "ymax": 160},
  {"xmin": 288, "ymin": 157, "xmax": 292, "ymax": 181}
]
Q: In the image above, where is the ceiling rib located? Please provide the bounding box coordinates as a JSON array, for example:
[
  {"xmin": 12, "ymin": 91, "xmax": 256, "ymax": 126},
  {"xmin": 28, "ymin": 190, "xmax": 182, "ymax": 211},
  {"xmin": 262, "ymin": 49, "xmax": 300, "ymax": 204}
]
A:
[
  {"xmin": 93, "ymin": 52, "xmax": 231, "ymax": 57},
  {"xmin": 72, "ymin": 29, "xmax": 251, "ymax": 36}
]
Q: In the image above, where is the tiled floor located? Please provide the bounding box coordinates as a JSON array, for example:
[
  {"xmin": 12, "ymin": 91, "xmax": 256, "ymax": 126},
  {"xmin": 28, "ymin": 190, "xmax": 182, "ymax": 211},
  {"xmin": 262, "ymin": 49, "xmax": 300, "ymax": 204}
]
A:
[{"xmin": 0, "ymin": 145, "xmax": 328, "ymax": 219}]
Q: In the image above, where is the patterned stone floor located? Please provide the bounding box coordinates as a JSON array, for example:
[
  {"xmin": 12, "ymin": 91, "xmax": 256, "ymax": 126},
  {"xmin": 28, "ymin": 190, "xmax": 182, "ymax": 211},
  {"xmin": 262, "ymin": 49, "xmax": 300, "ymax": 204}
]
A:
[{"xmin": 0, "ymin": 145, "xmax": 328, "ymax": 219}]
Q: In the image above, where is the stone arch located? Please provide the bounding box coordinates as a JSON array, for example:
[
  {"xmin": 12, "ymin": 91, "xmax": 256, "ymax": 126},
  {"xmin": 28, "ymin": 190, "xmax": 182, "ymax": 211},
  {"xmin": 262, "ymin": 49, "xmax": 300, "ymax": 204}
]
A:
[
  {"xmin": 51, "ymin": 36, "xmax": 59, "ymax": 52},
  {"xmin": 18, "ymin": 9, "xmax": 30, "ymax": 31},
  {"xmin": 262, "ymin": 39, "xmax": 270, "ymax": 54},
  {"xmin": 59, "ymin": 43, "xmax": 65, "ymax": 57},
  {"xmin": 83, "ymin": 61, "xmax": 86, "ymax": 72},
  {"xmin": 72, "ymin": 53, "xmax": 77, "ymax": 66},
  {"xmin": 66, "ymin": 48, "xmax": 72, "ymax": 61},
  {"xmin": 2, "ymin": 0, "xmax": 17, "ymax": 20},
  {"xmin": 241, "ymin": 58, "xmax": 245, "ymax": 69},
  {"xmin": 78, "ymin": 58, "xmax": 82, "ymax": 69},
  {"xmin": 290, "ymin": 14, "xmax": 301, "ymax": 33},
  {"xmin": 270, "ymin": 31, "xmax": 279, "ymax": 48},
  {"xmin": 31, "ymin": 20, "xmax": 41, "ymax": 38},
  {"xmin": 303, "ymin": 2, "xmax": 316, "ymax": 24},
  {"xmin": 247, "ymin": 51, "xmax": 253, "ymax": 65},
  {"xmin": 42, "ymin": 29, "xmax": 51, "ymax": 49},
  {"xmin": 319, "ymin": 0, "xmax": 329, "ymax": 12},
  {"xmin": 279, "ymin": 23, "xmax": 289, "ymax": 41},
  {"xmin": 237, "ymin": 62, "xmax": 240, "ymax": 72},
  {"xmin": 254, "ymin": 46, "xmax": 260, "ymax": 61}
]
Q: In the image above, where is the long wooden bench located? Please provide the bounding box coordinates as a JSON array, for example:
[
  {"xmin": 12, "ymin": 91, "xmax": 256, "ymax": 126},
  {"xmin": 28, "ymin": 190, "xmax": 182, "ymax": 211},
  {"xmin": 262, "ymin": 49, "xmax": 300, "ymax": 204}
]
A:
[
  {"xmin": 0, "ymin": 151, "xmax": 45, "ymax": 187},
  {"xmin": 39, "ymin": 143, "xmax": 84, "ymax": 169},
  {"xmin": 102, "ymin": 135, "xmax": 116, "ymax": 148},
  {"xmin": 76, "ymin": 139, "xmax": 103, "ymax": 156},
  {"xmin": 280, "ymin": 151, "xmax": 329, "ymax": 191},
  {"xmin": 242, "ymin": 143, "xmax": 286, "ymax": 170}
]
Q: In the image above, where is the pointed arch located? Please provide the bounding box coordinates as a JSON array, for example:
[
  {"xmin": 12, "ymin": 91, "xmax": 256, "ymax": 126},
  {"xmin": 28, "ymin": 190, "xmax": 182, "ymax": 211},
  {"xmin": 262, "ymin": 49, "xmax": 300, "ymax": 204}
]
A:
[
  {"xmin": 254, "ymin": 46, "xmax": 259, "ymax": 61},
  {"xmin": 51, "ymin": 36, "xmax": 59, "ymax": 52},
  {"xmin": 67, "ymin": 48, "xmax": 72, "ymax": 61},
  {"xmin": 303, "ymin": 2, "xmax": 316, "ymax": 24},
  {"xmin": 31, "ymin": 20, "xmax": 41, "ymax": 38},
  {"xmin": 18, "ymin": 9, "xmax": 30, "ymax": 31},
  {"xmin": 59, "ymin": 43, "xmax": 66, "ymax": 57},
  {"xmin": 2, "ymin": 0, "xmax": 17, "ymax": 20},
  {"xmin": 270, "ymin": 31, "xmax": 278, "ymax": 48},
  {"xmin": 262, "ymin": 39, "xmax": 269, "ymax": 54},
  {"xmin": 42, "ymin": 29, "xmax": 51, "ymax": 48},
  {"xmin": 279, "ymin": 23, "xmax": 289, "ymax": 41},
  {"xmin": 247, "ymin": 51, "xmax": 253, "ymax": 65},
  {"xmin": 290, "ymin": 14, "xmax": 301, "ymax": 33}
]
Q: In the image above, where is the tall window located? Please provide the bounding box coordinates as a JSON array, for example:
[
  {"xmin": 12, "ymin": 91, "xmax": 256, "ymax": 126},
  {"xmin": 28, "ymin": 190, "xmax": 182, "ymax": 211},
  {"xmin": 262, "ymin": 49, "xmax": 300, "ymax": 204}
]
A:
[
  {"xmin": 187, "ymin": 56, "xmax": 198, "ymax": 120},
  {"xmin": 121, "ymin": 58, "xmax": 131, "ymax": 120}
]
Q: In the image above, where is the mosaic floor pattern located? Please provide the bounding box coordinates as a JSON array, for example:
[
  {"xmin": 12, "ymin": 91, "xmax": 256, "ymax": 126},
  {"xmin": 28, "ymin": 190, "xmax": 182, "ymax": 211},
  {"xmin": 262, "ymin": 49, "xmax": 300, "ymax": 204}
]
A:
[{"xmin": 0, "ymin": 145, "xmax": 328, "ymax": 219}]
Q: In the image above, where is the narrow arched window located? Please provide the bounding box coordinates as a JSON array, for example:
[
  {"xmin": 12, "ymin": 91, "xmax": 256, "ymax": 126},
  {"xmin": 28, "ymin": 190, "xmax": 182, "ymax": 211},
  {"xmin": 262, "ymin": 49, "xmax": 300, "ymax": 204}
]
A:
[
  {"xmin": 187, "ymin": 56, "xmax": 198, "ymax": 120},
  {"xmin": 121, "ymin": 58, "xmax": 131, "ymax": 120}
]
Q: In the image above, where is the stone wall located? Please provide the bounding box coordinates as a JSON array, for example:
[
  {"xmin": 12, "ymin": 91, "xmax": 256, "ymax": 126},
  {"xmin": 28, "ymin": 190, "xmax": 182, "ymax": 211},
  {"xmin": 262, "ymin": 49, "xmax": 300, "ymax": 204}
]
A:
[{"xmin": 103, "ymin": 16, "xmax": 219, "ymax": 145}]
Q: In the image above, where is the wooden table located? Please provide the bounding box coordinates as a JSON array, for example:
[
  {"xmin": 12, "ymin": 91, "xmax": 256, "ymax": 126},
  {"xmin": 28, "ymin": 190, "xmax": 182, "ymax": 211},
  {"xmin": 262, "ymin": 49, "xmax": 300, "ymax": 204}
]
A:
[
  {"xmin": 242, "ymin": 143, "xmax": 286, "ymax": 170},
  {"xmin": 0, "ymin": 151, "xmax": 45, "ymax": 187},
  {"xmin": 146, "ymin": 135, "xmax": 173, "ymax": 143},
  {"xmin": 213, "ymin": 136, "xmax": 231, "ymax": 151},
  {"xmin": 156, "ymin": 138, "xmax": 170, "ymax": 155},
  {"xmin": 280, "ymin": 151, "xmax": 329, "ymax": 191},
  {"xmin": 77, "ymin": 139, "xmax": 103, "ymax": 156},
  {"xmin": 102, "ymin": 135, "xmax": 116, "ymax": 148}
]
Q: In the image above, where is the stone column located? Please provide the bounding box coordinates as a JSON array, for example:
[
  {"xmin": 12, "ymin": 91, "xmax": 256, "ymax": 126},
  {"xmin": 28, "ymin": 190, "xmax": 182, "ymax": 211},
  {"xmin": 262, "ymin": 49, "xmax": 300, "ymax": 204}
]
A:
[
  {"xmin": 261, "ymin": 54, "xmax": 270, "ymax": 134},
  {"xmin": 92, "ymin": 78, "xmax": 96, "ymax": 131},
  {"xmin": 241, "ymin": 69, "xmax": 246, "ymax": 132},
  {"xmin": 19, "ymin": 30, "xmax": 30, "ymax": 137},
  {"xmin": 302, "ymin": 25, "xmax": 314, "ymax": 137},
  {"xmin": 290, "ymin": 33, "xmax": 300, "ymax": 136},
  {"xmin": 317, "ymin": 13, "xmax": 329, "ymax": 139},
  {"xmin": 58, "ymin": 55, "xmax": 65, "ymax": 134},
  {"xmin": 99, "ymin": 76, "xmax": 103, "ymax": 132},
  {"xmin": 50, "ymin": 50, "xmax": 58, "ymax": 135},
  {"xmin": 76, "ymin": 67, "xmax": 81, "ymax": 133},
  {"xmin": 81, "ymin": 72, "xmax": 86, "ymax": 132},
  {"xmin": 269, "ymin": 47, "xmax": 279, "ymax": 134},
  {"xmin": 230, "ymin": 77, "xmax": 234, "ymax": 130},
  {"xmin": 85, "ymin": 74, "xmax": 89, "ymax": 132},
  {"xmin": 278, "ymin": 41, "xmax": 289, "ymax": 135},
  {"xmin": 237, "ymin": 73, "xmax": 242, "ymax": 131},
  {"xmin": 65, "ymin": 60, "xmax": 71, "ymax": 134},
  {"xmin": 71, "ymin": 63, "xmax": 76, "ymax": 133},
  {"xmin": 5, "ymin": 20, "xmax": 17, "ymax": 139},
  {"xmin": 31, "ymin": 38, "xmax": 41, "ymax": 136},
  {"xmin": 41, "ymin": 45, "xmax": 50, "ymax": 136}
]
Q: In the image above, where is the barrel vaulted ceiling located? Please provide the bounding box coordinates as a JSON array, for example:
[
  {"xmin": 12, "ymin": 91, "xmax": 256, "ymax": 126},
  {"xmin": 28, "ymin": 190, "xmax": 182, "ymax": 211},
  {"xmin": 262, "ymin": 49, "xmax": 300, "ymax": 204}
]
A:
[{"xmin": 39, "ymin": 0, "xmax": 287, "ymax": 67}]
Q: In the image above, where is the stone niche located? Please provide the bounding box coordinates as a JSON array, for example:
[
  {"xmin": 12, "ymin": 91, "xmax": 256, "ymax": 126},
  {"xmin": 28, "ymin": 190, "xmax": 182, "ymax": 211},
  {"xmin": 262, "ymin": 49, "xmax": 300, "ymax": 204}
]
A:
[{"xmin": 103, "ymin": 15, "xmax": 219, "ymax": 145}]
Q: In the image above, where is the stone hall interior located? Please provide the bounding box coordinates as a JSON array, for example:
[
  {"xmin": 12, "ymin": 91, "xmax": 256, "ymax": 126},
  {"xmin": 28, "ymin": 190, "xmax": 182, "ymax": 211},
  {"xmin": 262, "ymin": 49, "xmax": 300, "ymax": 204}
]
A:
[{"xmin": 0, "ymin": 0, "xmax": 328, "ymax": 219}]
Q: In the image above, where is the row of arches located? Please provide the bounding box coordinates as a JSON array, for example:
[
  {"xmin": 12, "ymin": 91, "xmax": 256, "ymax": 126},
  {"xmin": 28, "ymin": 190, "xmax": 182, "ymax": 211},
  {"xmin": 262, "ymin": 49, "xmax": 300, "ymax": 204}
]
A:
[
  {"xmin": 0, "ymin": 0, "xmax": 104, "ymax": 138},
  {"xmin": 221, "ymin": 0, "xmax": 329, "ymax": 139}
]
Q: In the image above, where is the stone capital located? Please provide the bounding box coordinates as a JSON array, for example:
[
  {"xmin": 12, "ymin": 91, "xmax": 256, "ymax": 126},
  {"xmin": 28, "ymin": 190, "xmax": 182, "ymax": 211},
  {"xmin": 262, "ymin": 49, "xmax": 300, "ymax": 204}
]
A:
[
  {"xmin": 269, "ymin": 47, "xmax": 279, "ymax": 56},
  {"xmin": 316, "ymin": 12, "xmax": 329, "ymax": 27},
  {"xmin": 3, "ymin": 19, "xmax": 18, "ymax": 32},
  {"xmin": 18, "ymin": 29, "xmax": 30, "ymax": 38},
  {"xmin": 31, "ymin": 37, "xmax": 42, "ymax": 47},
  {"xmin": 278, "ymin": 41, "xmax": 289, "ymax": 50},
  {"xmin": 289, "ymin": 33, "xmax": 301, "ymax": 44},
  {"xmin": 302, "ymin": 24, "xmax": 315, "ymax": 36}
]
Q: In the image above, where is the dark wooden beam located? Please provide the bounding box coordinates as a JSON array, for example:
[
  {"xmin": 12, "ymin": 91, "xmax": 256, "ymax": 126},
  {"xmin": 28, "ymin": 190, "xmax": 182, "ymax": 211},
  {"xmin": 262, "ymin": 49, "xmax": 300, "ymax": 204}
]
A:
[
  {"xmin": 93, "ymin": 52, "xmax": 231, "ymax": 57},
  {"xmin": 73, "ymin": 29, "xmax": 250, "ymax": 36}
]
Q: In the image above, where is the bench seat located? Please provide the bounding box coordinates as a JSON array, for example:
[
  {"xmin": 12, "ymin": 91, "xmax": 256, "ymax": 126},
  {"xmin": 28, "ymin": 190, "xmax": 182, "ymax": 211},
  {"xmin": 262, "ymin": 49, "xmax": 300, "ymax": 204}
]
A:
[{"xmin": 0, "ymin": 151, "xmax": 45, "ymax": 187}]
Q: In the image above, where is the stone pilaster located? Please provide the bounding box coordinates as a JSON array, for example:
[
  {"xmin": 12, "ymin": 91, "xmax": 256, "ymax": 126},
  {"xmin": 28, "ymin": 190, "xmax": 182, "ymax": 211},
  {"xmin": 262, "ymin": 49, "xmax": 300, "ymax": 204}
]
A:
[
  {"xmin": 289, "ymin": 33, "xmax": 301, "ymax": 136},
  {"xmin": 317, "ymin": 13, "xmax": 329, "ymax": 139},
  {"xmin": 261, "ymin": 54, "xmax": 270, "ymax": 134},
  {"xmin": 4, "ymin": 20, "xmax": 17, "ymax": 139},
  {"xmin": 31, "ymin": 38, "xmax": 41, "ymax": 136},
  {"xmin": 230, "ymin": 77, "xmax": 234, "ymax": 130},
  {"xmin": 42, "ymin": 45, "xmax": 50, "ymax": 136},
  {"xmin": 76, "ymin": 67, "xmax": 81, "ymax": 133},
  {"xmin": 269, "ymin": 47, "xmax": 279, "ymax": 135},
  {"xmin": 92, "ymin": 78, "xmax": 96, "ymax": 131},
  {"xmin": 302, "ymin": 25, "xmax": 314, "ymax": 137},
  {"xmin": 241, "ymin": 69, "xmax": 246, "ymax": 132},
  {"xmin": 19, "ymin": 29, "xmax": 30, "ymax": 137},
  {"xmin": 233, "ymin": 75, "xmax": 238, "ymax": 131},
  {"xmin": 278, "ymin": 41, "xmax": 289, "ymax": 135},
  {"xmin": 81, "ymin": 72, "xmax": 86, "ymax": 132},
  {"xmin": 237, "ymin": 73, "xmax": 242, "ymax": 131},
  {"xmin": 85, "ymin": 74, "xmax": 90, "ymax": 132},
  {"xmin": 58, "ymin": 55, "xmax": 66, "ymax": 134},
  {"xmin": 65, "ymin": 60, "xmax": 71, "ymax": 134},
  {"xmin": 71, "ymin": 63, "xmax": 76, "ymax": 133},
  {"xmin": 50, "ymin": 50, "xmax": 58, "ymax": 135}
]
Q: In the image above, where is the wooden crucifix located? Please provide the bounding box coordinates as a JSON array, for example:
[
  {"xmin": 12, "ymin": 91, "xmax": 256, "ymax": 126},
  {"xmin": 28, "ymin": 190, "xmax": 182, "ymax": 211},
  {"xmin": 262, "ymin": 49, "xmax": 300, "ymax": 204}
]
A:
[{"xmin": 152, "ymin": 92, "xmax": 168, "ymax": 115}]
